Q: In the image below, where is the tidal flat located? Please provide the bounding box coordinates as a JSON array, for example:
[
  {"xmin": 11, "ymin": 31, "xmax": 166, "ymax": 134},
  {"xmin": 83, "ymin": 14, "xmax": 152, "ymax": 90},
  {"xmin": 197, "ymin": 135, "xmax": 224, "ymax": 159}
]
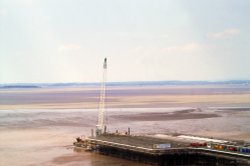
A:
[{"xmin": 0, "ymin": 84, "xmax": 250, "ymax": 165}]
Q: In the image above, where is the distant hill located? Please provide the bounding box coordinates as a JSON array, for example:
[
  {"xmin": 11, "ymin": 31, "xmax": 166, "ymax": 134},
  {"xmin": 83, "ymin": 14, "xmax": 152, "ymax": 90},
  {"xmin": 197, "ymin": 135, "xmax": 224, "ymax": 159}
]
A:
[
  {"xmin": 0, "ymin": 85, "xmax": 40, "ymax": 89},
  {"xmin": 109, "ymin": 80, "xmax": 250, "ymax": 86},
  {"xmin": 0, "ymin": 80, "xmax": 249, "ymax": 88}
]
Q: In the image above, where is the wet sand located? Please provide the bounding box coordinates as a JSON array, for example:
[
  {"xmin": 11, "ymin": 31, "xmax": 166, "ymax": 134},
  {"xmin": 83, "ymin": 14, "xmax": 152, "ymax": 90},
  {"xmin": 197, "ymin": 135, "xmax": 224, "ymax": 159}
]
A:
[
  {"xmin": 111, "ymin": 109, "xmax": 220, "ymax": 121},
  {"xmin": 0, "ymin": 85, "xmax": 250, "ymax": 165},
  {"xmin": 1, "ymin": 108, "xmax": 250, "ymax": 166},
  {"xmin": 1, "ymin": 85, "xmax": 250, "ymax": 109}
]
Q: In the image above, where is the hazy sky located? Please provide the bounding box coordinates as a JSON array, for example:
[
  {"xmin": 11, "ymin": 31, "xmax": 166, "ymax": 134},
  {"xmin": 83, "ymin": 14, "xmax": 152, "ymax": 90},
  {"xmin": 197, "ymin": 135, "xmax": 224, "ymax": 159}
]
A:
[{"xmin": 1, "ymin": 0, "xmax": 250, "ymax": 83}]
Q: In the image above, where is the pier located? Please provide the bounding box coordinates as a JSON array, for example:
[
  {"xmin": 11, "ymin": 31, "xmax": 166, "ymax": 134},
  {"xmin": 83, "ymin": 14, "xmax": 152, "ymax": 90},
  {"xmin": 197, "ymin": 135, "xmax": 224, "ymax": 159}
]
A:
[{"xmin": 74, "ymin": 133, "xmax": 250, "ymax": 166}]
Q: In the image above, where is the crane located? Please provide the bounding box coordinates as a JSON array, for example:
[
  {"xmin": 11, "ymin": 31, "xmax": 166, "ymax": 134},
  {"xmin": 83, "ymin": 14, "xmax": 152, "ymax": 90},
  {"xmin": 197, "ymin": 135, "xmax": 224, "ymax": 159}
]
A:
[{"xmin": 96, "ymin": 58, "xmax": 107, "ymax": 136}]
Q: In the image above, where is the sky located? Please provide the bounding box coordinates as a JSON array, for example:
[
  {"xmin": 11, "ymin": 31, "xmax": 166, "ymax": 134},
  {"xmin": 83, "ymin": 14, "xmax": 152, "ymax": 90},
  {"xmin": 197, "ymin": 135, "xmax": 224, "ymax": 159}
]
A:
[{"xmin": 0, "ymin": 0, "xmax": 250, "ymax": 83}]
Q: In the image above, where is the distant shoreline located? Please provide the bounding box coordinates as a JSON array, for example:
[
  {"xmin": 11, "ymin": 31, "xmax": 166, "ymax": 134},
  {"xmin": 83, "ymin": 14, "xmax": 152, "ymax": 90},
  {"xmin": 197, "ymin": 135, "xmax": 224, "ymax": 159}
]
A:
[{"xmin": 0, "ymin": 80, "xmax": 250, "ymax": 88}]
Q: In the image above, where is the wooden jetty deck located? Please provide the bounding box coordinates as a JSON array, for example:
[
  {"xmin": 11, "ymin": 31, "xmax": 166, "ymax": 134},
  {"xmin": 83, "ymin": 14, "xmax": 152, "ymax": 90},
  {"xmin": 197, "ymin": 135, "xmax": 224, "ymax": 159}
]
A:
[
  {"xmin": 74, "ymin": 134, "xmax": 250, "ymax": 165},
  {"xmin": 87, "ymin": 134, "xmax": 192, "ymax": 155}
]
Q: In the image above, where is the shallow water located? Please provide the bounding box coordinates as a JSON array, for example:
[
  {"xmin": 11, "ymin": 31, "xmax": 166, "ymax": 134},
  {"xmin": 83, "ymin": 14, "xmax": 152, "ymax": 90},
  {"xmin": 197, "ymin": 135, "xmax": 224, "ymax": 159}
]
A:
[{"xmin": 0, "ymin": 108, "xmax": 250, "ymax": 166}]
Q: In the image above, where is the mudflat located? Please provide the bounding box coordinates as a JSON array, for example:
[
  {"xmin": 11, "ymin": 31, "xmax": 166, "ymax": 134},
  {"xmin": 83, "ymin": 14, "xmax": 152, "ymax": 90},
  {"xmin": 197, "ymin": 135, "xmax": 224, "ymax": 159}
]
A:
[
  {"xmin": 1, "ymin": 84, "xmax": 250, "ymax": 109},
  {"xmin": 0, "ymin": 84, "xmax": 250, "ymax": 166}
]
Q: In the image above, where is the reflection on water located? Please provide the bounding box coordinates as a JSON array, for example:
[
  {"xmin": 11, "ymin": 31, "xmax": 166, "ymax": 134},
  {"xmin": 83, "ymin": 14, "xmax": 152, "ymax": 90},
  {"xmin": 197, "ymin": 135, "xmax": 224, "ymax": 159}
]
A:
[{"xmin": 0, "ymin": 108, "xmax": 250, "ymax": 165}]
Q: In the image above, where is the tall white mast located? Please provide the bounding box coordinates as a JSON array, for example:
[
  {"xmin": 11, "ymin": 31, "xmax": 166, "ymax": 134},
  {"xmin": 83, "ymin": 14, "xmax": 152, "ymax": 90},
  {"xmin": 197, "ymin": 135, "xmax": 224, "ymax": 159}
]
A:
[{"xmin": 96, "ymin": 58, "xmax": 107, "ymax": 135}]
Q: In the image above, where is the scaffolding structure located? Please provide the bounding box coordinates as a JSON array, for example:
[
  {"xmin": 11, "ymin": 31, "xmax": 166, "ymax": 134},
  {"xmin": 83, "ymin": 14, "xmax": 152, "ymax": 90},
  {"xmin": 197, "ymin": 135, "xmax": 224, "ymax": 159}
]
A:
[{"xmin": 96, "ymin": 58, "xmax": 107, "ymax": 136}]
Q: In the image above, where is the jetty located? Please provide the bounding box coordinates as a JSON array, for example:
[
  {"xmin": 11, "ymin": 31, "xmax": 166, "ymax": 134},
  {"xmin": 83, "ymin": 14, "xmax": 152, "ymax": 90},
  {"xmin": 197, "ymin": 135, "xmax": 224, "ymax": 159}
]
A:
[{"xmin": 74, "ymin": 132, "xmax": 250, "ymax": 166}]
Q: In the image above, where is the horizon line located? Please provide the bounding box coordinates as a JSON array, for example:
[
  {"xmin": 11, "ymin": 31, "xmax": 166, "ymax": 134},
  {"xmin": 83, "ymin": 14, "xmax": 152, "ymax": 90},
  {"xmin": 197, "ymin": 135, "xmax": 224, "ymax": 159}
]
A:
[{"xmin": 1, "ymin": 79, "xmax": 250, "ymax": 85}]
